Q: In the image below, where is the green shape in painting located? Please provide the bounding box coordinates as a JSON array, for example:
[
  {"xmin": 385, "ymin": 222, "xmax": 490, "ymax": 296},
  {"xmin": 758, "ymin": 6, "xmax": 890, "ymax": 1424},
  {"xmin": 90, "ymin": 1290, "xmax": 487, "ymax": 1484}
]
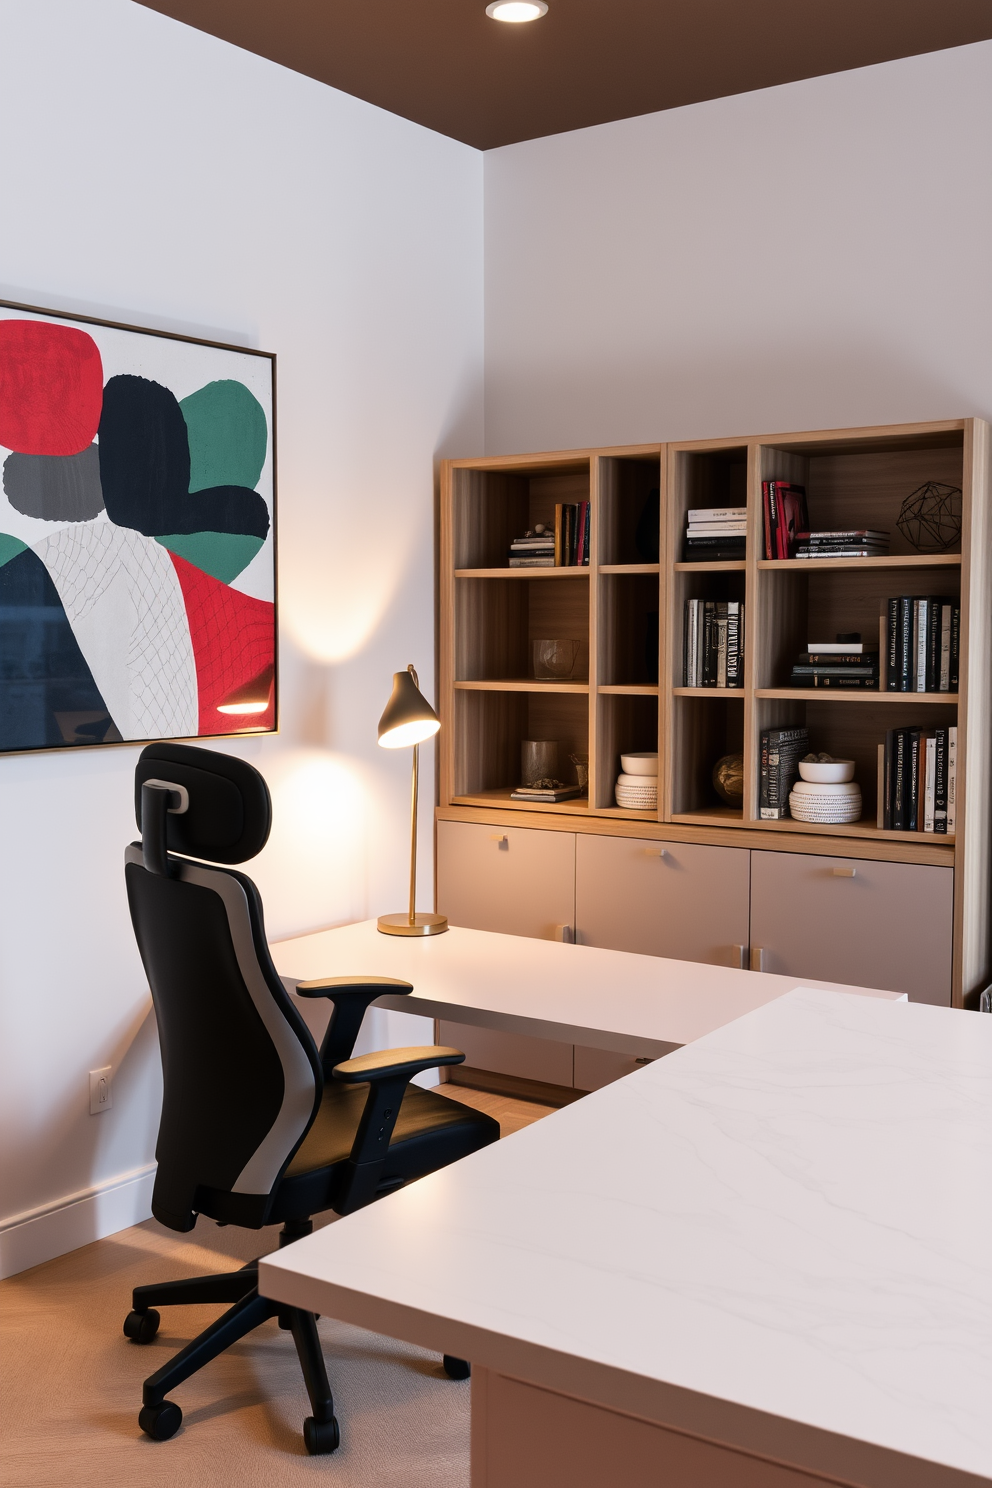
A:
[
  {"xmin": 180, "ymin": 380, "xmax": 268, "ymax": 493},
  {"xmin": 157, "ymin": 531, "xmax": 265, "ymax": 584},
  {"xmin": 0, "ymin": 533, "xmax": 27, "ymax": 569}
]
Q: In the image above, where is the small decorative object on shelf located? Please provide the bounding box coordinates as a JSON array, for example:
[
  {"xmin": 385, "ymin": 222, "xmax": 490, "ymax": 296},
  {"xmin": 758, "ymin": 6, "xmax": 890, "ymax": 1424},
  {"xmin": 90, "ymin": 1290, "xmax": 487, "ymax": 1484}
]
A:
[
  {"xmin": 789, "ymin": 755, "xmax": 861, "ymax": 824},
  {"xmin": 896, "ymin": 482, "xmax": 962, "ymax": 553},
  {"xmin": 511, "ymin": 778, "xmax": 582, "ymax": 803},
  {"xmin": 683, "ymin": 599, "xmax": 744, "ymax": 686},
  {"xmin": 569, "ymin": 752, "xmax": 589, "ymax": 789},
  {"xmin": 533, "ymin": 638, "xmax": 581, "ymax": 679},
  {"xmin": 520, "ymin": 738, "xmax": 558, "ymax": 784},
  {"xmin": 885, "ymin": 597, "xmax": 958, "ymax": 692},
  {"xmin": 793, "ymin": 529, "xmax": 889, "ymax": 559},
  {"xmin": 762, "ymin": 481, "xmax": 808, "ymax": 558},
  {"xmin": 712, "ymin": 752, "xmax": 744, "ymax": 806},
  {"xmin": 509, "ymin": 525, "xmax": 555, "ymax": 567},
  {"xmin": 759, "ymin": 727, "xmax": 808, "ymax": 818},
  {"xmin": 616, "ymin": 751, "xmax": 658, "ymax": 810},
  {"xmin": 879, "ymin": 726, "xmax": 955, "ymax": 833},
  {"xmin": 683, "ymin": 506, "xmax": 746, "ymax": 562},
  {"xmin": 790, "ymin": 633, "xmax": 879, "ymax": 689}
]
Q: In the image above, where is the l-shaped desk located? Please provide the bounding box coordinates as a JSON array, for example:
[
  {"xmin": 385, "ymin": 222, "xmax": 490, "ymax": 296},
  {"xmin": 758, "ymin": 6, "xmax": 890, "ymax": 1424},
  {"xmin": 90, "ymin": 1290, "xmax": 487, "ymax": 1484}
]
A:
[{"xmin": 264, "ymin": 925, "xmax": 992, "ymax": 1486}]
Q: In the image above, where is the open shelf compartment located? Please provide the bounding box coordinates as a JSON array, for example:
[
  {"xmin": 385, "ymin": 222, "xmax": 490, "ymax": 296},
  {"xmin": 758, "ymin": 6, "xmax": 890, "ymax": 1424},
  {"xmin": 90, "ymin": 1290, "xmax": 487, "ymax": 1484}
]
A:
[
  {"xmin": 596, "ymin": 451, "xmax": 662, "ymax": 566},
  {"xmin": 455, "ymin": 572, "xmax": 589, "ymax": 684},
  {"xmin": 593, "ymin": 691, "xmax": 660, "ymax": 816},
  {"xmin": 452, "ymin": 688, "xmax": 589, "ymax": 809},
  {"xmin": 450, "ymin": 458, "xmax": 591, "ymax": 571}
]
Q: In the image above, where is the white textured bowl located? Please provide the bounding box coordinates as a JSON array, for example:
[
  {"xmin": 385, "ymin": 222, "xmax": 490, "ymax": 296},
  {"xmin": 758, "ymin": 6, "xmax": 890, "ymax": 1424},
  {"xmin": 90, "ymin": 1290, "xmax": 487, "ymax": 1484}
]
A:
[
  {"xmin": 616, "ymin": 771, "xmax": 658, "ymax": 787},
  {"xmin": 620, "ymin": 752, "xmax": 659, "ymax": 776},
  {"xmin": 789, "ymin": 789, "xmax": 862, "ymax": 824},
  {"xmin": 798, "ymin": 759, "xmax": 855, "ymax": 783},
  {"xmin": 791, "ymin": 780, "xmax": 861, "ymax": 797}
]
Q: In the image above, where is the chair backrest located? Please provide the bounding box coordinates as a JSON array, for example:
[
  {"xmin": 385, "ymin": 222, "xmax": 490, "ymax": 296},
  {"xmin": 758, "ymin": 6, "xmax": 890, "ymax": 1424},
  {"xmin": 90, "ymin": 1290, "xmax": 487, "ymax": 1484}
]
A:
[{"xmin": 125, "ymin": 743, "xmax": 322, "ymax": 1232}]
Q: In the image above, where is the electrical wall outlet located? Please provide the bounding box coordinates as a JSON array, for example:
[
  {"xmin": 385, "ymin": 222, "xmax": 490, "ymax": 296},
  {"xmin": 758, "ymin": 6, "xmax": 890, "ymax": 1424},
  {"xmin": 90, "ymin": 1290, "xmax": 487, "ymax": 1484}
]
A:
[{"xmin": 89, "ymin": 1067, "xmax": 113, "ymax": 1114}]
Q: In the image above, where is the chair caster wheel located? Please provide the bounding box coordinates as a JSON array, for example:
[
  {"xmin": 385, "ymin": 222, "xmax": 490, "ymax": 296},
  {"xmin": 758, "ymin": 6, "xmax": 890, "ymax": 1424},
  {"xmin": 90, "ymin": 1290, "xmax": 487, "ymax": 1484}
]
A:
[
  {"xmin": 303, "ymin": 1414, "xmax": 340, "ymax": 1454},
  {"xmin": 123, "ymin": 1308, "xmax": 160, "ymax": 1344},
  {"xmin": 443, "ymin": 1355, "xmax": 471, "ymax": 1380},
  {"xmin": 138, "ymin": 1400, "xmax": 182, "ymax": 1441}
]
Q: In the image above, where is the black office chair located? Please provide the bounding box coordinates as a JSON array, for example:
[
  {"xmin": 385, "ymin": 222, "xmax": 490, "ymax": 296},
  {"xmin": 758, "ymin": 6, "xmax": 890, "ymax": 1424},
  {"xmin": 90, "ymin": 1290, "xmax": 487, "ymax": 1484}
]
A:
[{"xmin": 121, "ymin": 742, "xmax": 499, "ymax": 1454}]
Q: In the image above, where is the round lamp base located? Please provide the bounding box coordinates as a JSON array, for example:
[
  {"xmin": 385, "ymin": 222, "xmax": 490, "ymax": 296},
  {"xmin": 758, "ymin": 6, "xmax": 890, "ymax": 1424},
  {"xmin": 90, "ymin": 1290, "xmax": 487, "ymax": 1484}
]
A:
[{"xmin": 377, "ymin": 912, "xmax": 449, "ymax": 937}]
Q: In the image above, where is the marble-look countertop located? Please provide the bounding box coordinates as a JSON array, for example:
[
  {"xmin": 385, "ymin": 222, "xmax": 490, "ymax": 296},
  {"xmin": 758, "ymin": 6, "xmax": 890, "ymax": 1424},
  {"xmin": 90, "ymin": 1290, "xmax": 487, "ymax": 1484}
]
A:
[
  {"xmin": 272, "ymin": 918, "xmax": 900, "ymax": 1058},
  {"xmin": 261, "ymin": 989, "xmax": 992, "ymax": 1486}
]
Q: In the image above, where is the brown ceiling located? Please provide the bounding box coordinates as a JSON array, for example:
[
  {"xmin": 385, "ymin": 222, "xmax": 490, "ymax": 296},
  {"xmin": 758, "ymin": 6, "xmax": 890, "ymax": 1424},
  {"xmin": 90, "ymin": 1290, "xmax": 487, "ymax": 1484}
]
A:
[{"xmin": 135, "ymin": 0, "xmax": 992, "ymax": 150}]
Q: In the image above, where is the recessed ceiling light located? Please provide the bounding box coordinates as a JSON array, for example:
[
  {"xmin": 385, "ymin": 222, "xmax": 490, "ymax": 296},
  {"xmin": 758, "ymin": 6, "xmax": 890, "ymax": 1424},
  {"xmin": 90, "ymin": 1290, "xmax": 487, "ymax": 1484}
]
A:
[{"xmin": 486, "ymin": 2, "xmax": 549, "ymax": 22}]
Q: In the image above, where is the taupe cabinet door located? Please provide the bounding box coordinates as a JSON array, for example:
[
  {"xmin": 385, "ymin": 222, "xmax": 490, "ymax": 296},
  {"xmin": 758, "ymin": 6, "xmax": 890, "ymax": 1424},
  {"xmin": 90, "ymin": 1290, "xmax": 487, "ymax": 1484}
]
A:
[
  {"xmin": 436, "ymin": 820, "xmax": 575, "ymax": 940},
  {"xmin": 749, "ymin": 850, "xmax": 953, "ymax": 1005},
  {"xmin": 574, "ymin": 835, "xmax": 750, "ymax": 967}
]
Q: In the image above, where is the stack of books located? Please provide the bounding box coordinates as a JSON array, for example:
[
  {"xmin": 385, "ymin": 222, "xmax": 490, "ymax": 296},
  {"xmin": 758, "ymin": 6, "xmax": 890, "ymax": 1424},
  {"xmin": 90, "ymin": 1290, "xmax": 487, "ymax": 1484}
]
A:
[
  {"xmin": 683, "ymin": 599, "xmax": 744, "ymax": 687},
  {"xmin": 879, "ymin": 726, "xmax": 956, "ymax": 833},
  {"xmin": 510, "ymin": 780, "xmax": 583, "ymax": 803},
  {"xmin": 759, "ymin": 726, "xmax": 809, "ymax": 819},
  {"xmin": 762, "ymin": 482, "xmax": 808, "ymax": 558},
  {"xmin": 507, "ymin": 501, "xmax": 590, "ymax": 567},
  {"xmin": 885, "ymin": 596, "xmax": 959, "ymax": 692},
  {"xmin": 795, "ymin": 529, "xmax": 890, "ymax": 559},
  {"xmin": 508, "ymin": 528, "xmax": 555, "ymax": 567},
  {"xmin": 789, "ymin": 639, "xmax": 879, "ymax": 690},
  {"xmin": 683, "ymin": 507, "xmax": 746, "ymax": 562}
]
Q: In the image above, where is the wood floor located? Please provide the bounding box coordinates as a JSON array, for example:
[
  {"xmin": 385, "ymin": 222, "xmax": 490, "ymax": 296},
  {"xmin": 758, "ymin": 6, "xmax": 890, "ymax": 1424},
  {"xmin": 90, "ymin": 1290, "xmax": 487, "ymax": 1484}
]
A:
[{"xmin": 0, "ymin": 1087, "xmax": 553, "ymax": 1488}]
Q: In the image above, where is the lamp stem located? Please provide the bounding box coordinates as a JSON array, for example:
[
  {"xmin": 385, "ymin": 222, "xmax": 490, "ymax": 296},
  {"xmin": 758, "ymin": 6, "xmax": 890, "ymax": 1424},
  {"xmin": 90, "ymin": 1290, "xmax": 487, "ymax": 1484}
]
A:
[{"xmin": 409, "ymin": 742, "xmax": 419, "ymax": 926}]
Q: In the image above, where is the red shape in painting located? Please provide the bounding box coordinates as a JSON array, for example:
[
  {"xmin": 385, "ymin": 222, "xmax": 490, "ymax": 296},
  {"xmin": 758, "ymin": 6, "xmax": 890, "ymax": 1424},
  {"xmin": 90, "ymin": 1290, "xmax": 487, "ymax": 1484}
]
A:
[
  {"xmin": 169, "ymin": 552, "xmax": 275, "ymax": 734},
  {"xmin": 0, "ymin": 320, "xmax": 104, "ymax": 456}
]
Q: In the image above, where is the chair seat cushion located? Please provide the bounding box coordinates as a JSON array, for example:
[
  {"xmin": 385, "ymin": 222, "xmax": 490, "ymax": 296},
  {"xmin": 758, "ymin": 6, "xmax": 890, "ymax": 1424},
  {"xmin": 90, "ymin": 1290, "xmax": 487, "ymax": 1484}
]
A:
[{"xmin": 269, "ymin": 1082, "xmax": 500, "ymax": 1222}]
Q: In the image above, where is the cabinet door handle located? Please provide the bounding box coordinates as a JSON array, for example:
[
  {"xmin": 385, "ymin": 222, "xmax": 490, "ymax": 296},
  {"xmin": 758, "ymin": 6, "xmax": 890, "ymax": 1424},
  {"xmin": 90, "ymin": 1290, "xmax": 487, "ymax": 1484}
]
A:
[
  {"xmin": 555, "ymin": 924, "xmax": 574, "ymax": 944},
  {"xmin": 644, "ymin": 847, "xmax": 667, "ymax": 858},
  {"xmin": 750, "ymin": 946, "xmax": 767, "ymax": 972},
  {"xmin": 734, "ymin": 944, "xmax": 747, "ymax": 970},
  {"xmin": 832, "ymin": 866, "xmax": 856, "ymax": 878},
  {"xmin": 490, "ymin": 835, "xmax": 508, "ymax": 849}
]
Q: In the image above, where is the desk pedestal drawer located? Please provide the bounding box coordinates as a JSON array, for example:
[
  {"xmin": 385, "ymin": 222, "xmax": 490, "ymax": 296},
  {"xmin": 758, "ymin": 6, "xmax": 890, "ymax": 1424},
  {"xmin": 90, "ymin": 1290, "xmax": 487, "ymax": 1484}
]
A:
[
  {"xmin": 436, "ymin": 820, "xmax": 575, "ymax": 940},
  {"xmin": 750, "ymin": 850, "xmax": 952, "ymax": 1005},
  {"xmin": 575, "ymin": 834, "xmax": 749, "ymax": 966}
]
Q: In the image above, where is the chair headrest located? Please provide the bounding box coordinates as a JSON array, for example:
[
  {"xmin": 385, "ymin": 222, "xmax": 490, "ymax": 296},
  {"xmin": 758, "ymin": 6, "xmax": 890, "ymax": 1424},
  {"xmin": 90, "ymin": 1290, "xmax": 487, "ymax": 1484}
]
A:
[{"xmin": 134, "ymin": 743, "xmax": 271, "ymax": 864}]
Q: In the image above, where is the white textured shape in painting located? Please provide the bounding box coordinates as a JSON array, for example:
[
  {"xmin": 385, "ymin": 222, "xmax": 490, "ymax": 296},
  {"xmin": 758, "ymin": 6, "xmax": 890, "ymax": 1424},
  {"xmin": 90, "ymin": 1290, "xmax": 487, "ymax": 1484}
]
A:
[{"xmin": 33, "ymin": 520, "xmax": 198, "ymax": 739}]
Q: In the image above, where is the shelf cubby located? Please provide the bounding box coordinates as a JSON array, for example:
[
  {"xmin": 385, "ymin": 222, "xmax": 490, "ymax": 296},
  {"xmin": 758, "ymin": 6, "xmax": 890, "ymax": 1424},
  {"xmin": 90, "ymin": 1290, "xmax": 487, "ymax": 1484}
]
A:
[
  {"xmin": 593, "ymin": 691, "xmax": 660, "ymax": 815},
  {"xmin": 451, "ymin": 687, "xmax": 589, "ymax": 807},
  {"xmin": 450, "ymin": 457, "xmax": 591, "ymax": 571},
  {"xmin": 596, "ymin": 451, "xmax": 662, "ymax": 566},
  {"xmin": 598, "ymin": 572, "xmax": 659, "ymax": 687},
  {"xmin": 455, "ymin": 572, "xmax": 589, "ymax": 684},
  {"xmin": 668, "ymin": 692, "xmax": 745, "ymax": 821}
]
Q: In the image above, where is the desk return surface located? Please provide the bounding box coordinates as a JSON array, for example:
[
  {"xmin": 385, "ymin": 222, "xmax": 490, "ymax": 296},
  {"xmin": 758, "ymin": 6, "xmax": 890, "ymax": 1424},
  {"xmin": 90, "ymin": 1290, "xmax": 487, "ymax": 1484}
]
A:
[
  {"xmin": 272, "ymin": 918, "xmax": 897, "ymax": 1061},
  {"xmin": 261, "ymin": 990, "xmax": 992, "ymax": 1488}
]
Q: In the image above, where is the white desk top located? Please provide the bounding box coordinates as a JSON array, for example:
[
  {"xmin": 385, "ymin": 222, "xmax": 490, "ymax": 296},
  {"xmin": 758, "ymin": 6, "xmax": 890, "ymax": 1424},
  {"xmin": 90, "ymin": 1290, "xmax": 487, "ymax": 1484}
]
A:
[
  {"xmin": 272, "ymin": 919, "xmax": 899, "ymax": 1058},
  {"xmin": 261, "ymin": 989, "xmax": 992, "ymax": 1486}
]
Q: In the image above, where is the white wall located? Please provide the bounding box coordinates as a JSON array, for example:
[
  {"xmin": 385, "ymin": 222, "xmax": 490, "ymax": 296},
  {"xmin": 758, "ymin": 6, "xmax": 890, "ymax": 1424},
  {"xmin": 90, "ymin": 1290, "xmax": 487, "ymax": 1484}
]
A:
[
  {"xmin": 0, "ymin": 0, "xmax": 483, "ymax": 1274},
  {"xmin": 484, "ymin": 41, "xmax": 992, "ymax": 454}
]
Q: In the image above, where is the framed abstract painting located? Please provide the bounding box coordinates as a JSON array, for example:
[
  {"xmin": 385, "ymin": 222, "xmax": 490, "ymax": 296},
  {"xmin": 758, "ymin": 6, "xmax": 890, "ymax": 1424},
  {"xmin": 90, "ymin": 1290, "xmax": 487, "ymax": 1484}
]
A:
[{"xmin": 0, "ymin": 300, "xmax": 276, "ymax": 753}]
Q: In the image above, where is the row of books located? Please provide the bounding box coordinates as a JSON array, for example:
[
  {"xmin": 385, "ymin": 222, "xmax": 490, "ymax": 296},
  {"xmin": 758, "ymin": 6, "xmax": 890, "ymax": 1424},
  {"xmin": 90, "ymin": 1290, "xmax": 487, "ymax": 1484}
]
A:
[
  {"xmin": 790, "ymin": 639, "xmax": 878, "ymax": 690},
  {"xmin": 879, "ymin": 726, "xmax": 956, "ymax": 833},
  {"xmin": 683, "ymin": 599, "xmax": 744, "ymax": 688},
  {"xmin": 758, "ymin": 726, "xmax": 808, "ymax": 819},
  {"xmin": 683, "ymin": 507, "xmax": 746, "ymax": 563},
  {"xmin": 885, "ymin": 596, "xmax": 959, "ymax": 692},
  {"xmin": 762, "ymin": 479, "xmax": 893, "ymax": 558},
  {"xmin": 508, "ymin": 502, "xmax": 591, "ymax": 567}
]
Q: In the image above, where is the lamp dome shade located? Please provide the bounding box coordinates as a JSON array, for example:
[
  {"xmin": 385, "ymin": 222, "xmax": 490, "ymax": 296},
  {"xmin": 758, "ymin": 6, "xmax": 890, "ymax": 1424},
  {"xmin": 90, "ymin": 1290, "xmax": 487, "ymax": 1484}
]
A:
[{"xmin": 377, "ymin": 669, "xmax": 440, "ymax": 748}]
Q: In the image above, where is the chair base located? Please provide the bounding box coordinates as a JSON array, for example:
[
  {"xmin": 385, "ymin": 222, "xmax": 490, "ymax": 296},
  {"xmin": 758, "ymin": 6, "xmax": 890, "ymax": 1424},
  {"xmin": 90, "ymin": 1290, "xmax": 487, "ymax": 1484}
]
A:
[{"xmin": 124, "ymin": 1219, "xmax": 470, "ymax": 1455}]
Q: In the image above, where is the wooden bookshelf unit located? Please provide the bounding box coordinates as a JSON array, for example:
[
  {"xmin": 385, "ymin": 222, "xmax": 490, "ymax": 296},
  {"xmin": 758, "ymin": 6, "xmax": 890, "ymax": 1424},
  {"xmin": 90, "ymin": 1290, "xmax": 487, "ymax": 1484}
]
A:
[{"xmin": 438, "ymin": 422, "xmax": 991, "ymax": 1013}]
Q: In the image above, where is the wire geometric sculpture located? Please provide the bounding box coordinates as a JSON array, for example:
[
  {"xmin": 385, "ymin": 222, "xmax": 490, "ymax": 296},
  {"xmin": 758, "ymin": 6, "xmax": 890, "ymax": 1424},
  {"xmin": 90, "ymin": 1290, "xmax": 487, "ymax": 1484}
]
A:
[{"xmin": 896, "ymin": 482, "xmax": 962, "ymax": 553}]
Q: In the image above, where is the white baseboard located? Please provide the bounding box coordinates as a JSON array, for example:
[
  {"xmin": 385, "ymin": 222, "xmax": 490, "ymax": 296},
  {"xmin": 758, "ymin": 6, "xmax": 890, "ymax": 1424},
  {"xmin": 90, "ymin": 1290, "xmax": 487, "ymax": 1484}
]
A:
[{"xmin": 0, "ymin": 1163, "xmax": 156, "ymax": 1280}]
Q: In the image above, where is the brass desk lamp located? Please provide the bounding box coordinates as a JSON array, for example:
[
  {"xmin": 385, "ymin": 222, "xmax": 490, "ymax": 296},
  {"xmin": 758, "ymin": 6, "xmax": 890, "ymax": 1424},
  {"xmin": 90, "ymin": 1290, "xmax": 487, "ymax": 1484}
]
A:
[{"xmin": 376, "ymin": 664, "xmax": 448, "ymax": 936}]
